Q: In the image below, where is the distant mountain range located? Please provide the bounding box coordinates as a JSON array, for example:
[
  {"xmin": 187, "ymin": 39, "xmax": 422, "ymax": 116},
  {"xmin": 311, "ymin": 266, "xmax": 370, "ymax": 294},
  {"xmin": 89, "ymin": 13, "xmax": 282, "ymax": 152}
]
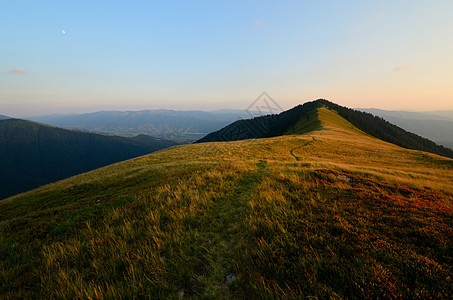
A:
[
  {"xmin": 0, "ymin": 115, "xmax": 10, "ymax": 120},
  {"xmin": 26, "ymin": 107, "xmax": 453, "ymax": 147},
  {"xmin": 0, "ymin": 119, "xmax": 178, "ymax": 199},
  {"xmin": 424, "ymin": 110, "xmax": 453, "ymax": 120},
  {"xmin": 198, "ymin": 99, "xmax": 453, "ymax": 159},
  {"xmin": 27, "ymin": 109, "xmax": 256, "ymax": 142},
  {"xmin": 359, "ymin": 108, "xmax": 453, "ymax": 150}
]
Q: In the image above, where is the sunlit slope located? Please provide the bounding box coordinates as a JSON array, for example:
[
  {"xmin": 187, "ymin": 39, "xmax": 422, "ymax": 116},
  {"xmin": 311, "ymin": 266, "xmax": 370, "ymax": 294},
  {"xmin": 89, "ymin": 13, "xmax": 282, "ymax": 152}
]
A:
[
  {"xmin": 1, "ymin": 116, "xmax": 452, "ymax": 298},
  {"xmin": 286, "ymin": 105, "xmax": 366, "ymax": 135},
  {"xmin": 198, "ymin": 99, "xmax": 453, "ymax": 159},
  {"xmin": 288, "ymin": 107, "xmax": 453, "ymax": 190}
]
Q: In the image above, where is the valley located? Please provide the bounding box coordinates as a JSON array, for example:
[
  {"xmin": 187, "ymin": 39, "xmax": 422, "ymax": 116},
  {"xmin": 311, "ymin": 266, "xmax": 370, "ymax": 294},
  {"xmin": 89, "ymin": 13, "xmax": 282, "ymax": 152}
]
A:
[
  {"xmin": 0, "ymin": 119, "xmax": 178, "ymax": 199},
  {"xmin": 26, "ymin": 109, "xmax": 249, "ymax": 143}
]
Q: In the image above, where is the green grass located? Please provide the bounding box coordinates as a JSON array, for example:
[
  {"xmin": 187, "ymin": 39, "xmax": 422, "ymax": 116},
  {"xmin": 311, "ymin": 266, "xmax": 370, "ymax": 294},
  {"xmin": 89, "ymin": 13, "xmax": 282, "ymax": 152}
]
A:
[{"xmin": 1, "ymin": 110, "xmax": 453, "ymax": 298}]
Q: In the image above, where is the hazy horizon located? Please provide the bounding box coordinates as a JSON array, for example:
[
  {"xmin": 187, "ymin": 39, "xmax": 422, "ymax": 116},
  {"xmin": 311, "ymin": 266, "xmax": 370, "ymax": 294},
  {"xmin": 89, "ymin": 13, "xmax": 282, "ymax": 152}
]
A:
[
  {"xmin": 4, "ymin": 101, "xmax": 453, "ymax": 119},
  {"xmin": 2, "ymin": 1, "xmax": 453, "ymax": 117}
]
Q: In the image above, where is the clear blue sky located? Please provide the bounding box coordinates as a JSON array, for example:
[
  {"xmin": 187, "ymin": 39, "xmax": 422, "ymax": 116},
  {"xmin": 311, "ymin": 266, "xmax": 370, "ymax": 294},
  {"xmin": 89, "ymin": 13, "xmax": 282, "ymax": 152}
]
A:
[{"xmin": 1, "ymin": 0, "xmax": 452, "ymax": 117}]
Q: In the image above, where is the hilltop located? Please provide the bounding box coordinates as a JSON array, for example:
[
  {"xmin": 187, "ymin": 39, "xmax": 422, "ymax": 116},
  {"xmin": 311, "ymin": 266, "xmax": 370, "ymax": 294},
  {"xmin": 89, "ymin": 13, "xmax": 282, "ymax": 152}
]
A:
[
  {"xmin": 198, "ymin": 99, "xmax": 453, "ymax": 159},
  {"xmin": 0, "ymin": 119, "xmax": 178, "ymax": 199},
  {"xmin": 1, "ymin": 102, "xmax": 452, "ymax": 298}
]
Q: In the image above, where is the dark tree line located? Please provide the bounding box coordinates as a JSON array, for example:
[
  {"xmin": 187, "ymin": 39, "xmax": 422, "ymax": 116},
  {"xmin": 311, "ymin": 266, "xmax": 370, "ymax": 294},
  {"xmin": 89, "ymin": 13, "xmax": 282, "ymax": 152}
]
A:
[
  {"xmin": 197, "ymin": 99, "xmax": 453, "ymax": 160},
  {"xmin": 196, "ymin": 101, "xmax": 321, "ymax": 143},
  {"xmin": 318, "ymin": 99, "xmax": 453, "ymax": 159}
]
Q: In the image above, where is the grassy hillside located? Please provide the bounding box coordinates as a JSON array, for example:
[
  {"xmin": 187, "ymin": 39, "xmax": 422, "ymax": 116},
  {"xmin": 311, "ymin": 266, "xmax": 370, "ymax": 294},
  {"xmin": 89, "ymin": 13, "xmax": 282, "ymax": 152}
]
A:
[
  {"xmin": 1, "ymin": 110, "xmax": 452, "ymax": 298},
  {"xmin": 360, "ymin": 108, "xmax": 453, "ymax": 150},
  {"xmin": 382, "ymin": 117, "xmax": 453, "ymax": 150},
  {"xmin": 0, "ymin": 119, "xmax": 178, "ymax": 199},
  {"xmin": 322, "ymin": 100, "xmax": 453, "ymax": 159},
  {"xmin": 198, "ymin": 100, "xmax": 453, "ymax": 159}
]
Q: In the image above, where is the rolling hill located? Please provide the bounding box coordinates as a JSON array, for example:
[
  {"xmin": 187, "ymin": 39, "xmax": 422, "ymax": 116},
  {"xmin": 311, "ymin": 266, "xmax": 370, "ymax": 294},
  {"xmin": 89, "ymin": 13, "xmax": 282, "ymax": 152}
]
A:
[
  {"xmin": 27, "ymin": 109, "xmax": 253, "ymax": 142},
  {"xmin": 1, "ymin": 101, "xmax": 452, "ymax": 298},
  {"xmin": 198, "ymin": 99, "xmax": 453, "ymax": 159},
  {"xmin": 0, "ymin": 119, "xmax": 178, "ymax": 199}
]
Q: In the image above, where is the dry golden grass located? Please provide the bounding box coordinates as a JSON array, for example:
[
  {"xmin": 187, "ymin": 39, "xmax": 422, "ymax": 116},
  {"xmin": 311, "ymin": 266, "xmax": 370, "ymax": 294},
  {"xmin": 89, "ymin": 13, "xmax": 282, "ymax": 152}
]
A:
[{"xmin": 1, "ymin": 106, "xmax": 452, "ymax": 298}]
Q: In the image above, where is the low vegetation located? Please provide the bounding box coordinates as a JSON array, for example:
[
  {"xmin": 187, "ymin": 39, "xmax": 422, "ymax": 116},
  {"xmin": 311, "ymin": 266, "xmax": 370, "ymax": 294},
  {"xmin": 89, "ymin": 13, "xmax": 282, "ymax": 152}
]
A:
[
  {"xmin": 1, "ymin": 108, "xmax": 452, "ymax": 298},
  {"xmin": 198, "ymin": 100, "xmax": 453, "ymax": 159}
]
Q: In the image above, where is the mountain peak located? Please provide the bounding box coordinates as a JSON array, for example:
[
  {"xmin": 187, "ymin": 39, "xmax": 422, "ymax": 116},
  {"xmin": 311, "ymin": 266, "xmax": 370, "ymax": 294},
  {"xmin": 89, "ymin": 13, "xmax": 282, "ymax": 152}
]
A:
[{"xmin": 197, "ymin": 100, "xmax": 453, "ymax": 159}]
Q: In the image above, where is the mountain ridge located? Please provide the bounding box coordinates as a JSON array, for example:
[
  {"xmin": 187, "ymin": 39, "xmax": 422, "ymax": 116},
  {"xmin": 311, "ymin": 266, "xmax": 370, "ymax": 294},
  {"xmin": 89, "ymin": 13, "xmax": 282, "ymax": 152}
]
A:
[
  {"xmin": 198, "ymin": 99, "xmax": 453, "ymax": 159},
  {"xmin": 0, "ymin": 119, "xmax": 178, "ymax": 199},
  {"xmin": 27, "ymin": 109, "xmax": 256, "ymax": 142},
  {"xmin": 359, "ymin": 108, "xmax": 453, "ymax": 150}
]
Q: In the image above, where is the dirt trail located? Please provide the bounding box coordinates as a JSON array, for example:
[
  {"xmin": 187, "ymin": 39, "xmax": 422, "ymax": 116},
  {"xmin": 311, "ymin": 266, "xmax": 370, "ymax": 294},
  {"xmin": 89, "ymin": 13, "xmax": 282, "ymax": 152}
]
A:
[{"xmin": 289, "ymin": 137, "xmax": 316, "ymax": 161}]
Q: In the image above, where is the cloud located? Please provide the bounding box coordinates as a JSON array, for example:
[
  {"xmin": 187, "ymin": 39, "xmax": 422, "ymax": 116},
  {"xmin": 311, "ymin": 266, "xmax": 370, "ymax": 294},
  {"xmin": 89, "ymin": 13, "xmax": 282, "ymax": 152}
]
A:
[
  {"xmin": 377, "ymin": 12, "xmax": 386, "ymax": 18},
  {"xmin": 393, "ymin": 66, "xmax": 414, "ymax": 71},
  {"xmin": 251, "ymin": 20, "xmax": 265, "ymax": 32},
  {"xmin": 352, "ymin": 25, "xmax": 362, "ymax": 35},
  {"xmin": 9, "ymin": 68, "xmax": 27, "ymax": 74}
]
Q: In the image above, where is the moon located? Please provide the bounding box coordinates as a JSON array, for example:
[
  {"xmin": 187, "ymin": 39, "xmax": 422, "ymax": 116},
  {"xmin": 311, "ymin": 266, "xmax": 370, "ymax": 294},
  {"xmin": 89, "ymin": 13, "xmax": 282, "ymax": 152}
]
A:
[{"xmin": 61, "ymin": 30, "xmax": 66, "ymax": 35}]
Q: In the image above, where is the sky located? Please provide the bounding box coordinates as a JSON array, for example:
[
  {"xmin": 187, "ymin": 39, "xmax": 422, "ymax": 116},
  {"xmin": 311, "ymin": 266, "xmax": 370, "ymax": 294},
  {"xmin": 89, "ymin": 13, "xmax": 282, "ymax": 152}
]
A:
[{"xmin": 1, "ymin": 0, "xmax": 453, "ymax": 117}]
